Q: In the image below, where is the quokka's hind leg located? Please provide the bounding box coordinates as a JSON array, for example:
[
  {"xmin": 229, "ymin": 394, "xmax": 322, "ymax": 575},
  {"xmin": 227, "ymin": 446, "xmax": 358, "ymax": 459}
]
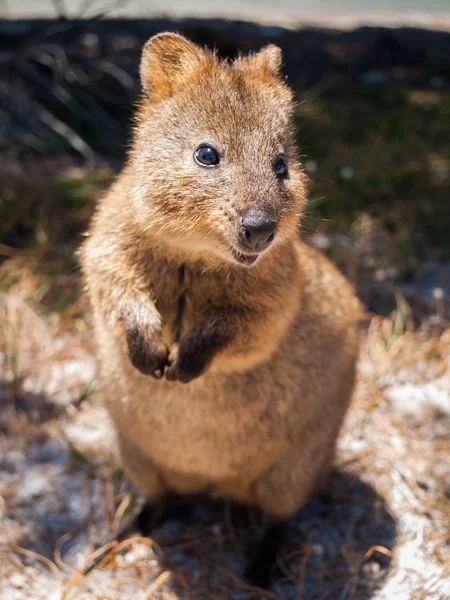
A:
[
  {"xmin": 245, "ymin": 520, "xmax": 289, "ymax": 589},
  {"xmin": 117, "ymin": 433, "xmax": 172, "ymax": 534},
  {"xmin": 118, "ymin": 434, "xmax": 203, "ymax": 534},
  {"xmin": 246, "ymin": 440, "xmax": 335, "ymax": 589}
]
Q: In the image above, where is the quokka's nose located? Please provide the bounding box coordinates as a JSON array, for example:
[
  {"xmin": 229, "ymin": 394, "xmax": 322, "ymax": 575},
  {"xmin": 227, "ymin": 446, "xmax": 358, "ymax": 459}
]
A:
[{"xmin": 239, "ymin": 207, "xmax": 277, "ymax": 252}]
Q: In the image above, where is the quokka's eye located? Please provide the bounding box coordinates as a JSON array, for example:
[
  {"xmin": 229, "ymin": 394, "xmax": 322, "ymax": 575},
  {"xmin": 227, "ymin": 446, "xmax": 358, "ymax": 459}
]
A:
[
  {"xmin": 274, "ymin": 154, "xmax": 288, "ymax": 178},
  {"xmin": 194, "ymin": 145, "xmax": 220, "ymax": 167}
]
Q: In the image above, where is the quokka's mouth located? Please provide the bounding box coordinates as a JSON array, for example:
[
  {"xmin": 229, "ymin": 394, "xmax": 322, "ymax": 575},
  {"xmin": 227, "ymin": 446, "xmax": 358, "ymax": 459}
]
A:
[{"xmin": 231, "ymin": 249, "xmax": 259, "ymax": 266}]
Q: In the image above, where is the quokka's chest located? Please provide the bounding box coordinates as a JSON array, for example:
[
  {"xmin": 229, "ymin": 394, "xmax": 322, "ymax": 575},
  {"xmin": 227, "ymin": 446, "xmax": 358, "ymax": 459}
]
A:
[
  {"xmin": 150, "ymin": 263, "xmax": 224, "ymax": 345},
  {"xmin": 150, "ymin": 264, "xmax": 188, "ymax": 345}
]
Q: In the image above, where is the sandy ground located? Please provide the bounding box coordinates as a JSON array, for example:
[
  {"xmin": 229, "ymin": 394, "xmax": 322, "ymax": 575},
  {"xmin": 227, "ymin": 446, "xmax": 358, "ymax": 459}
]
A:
[{"xmin": 0, "ymin": 281, "xmax": 449, "ymax": 600}]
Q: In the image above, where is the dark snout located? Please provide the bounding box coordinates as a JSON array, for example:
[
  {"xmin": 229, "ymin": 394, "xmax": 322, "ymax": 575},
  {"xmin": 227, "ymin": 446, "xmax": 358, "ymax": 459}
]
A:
[{"xmin": 239, "ymin": 207, "xmax": 277, "ymax": 252}]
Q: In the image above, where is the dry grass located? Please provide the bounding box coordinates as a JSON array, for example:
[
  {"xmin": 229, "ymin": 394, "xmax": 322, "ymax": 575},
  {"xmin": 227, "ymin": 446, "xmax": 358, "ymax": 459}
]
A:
[{"xmin": 0, "ymin": 253, "xmax": 449, "ymax": 599}]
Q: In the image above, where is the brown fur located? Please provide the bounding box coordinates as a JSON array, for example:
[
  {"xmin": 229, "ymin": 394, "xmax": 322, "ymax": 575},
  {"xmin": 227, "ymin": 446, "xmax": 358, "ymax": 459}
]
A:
[{"xmin": 81, "ymin": 32, "xmax": 363, "ymax": 544}]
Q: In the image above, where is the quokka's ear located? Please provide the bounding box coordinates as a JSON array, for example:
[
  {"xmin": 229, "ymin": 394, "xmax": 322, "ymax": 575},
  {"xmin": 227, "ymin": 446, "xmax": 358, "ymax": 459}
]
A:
[
  {"xmin": 140, "ymin": 32, "xmax": 208, "ymax": 102},
  {"xmin": 240, "ymin": 44, "xmax": 283, "ymax": 77}
]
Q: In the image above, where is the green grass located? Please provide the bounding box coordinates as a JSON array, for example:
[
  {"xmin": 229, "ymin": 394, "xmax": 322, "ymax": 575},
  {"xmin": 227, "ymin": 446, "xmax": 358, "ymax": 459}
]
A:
[
  {"xmin": 296, "ymin": 82, "xmax": 450, "ymax": 261},
  {"xmin": 0, "ymin": 167, "xmax": 113, "ymax": 312},
  {"xmin": 0, "ymin": 168, "xmax": 113, "ymax": 252}
]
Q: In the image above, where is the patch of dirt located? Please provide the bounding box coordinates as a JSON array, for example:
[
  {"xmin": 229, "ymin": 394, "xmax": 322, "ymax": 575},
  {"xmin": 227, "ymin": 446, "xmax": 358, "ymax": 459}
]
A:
[{"xmin": 0, "ymin": 292, "xmax": 449, "ymax": 599}]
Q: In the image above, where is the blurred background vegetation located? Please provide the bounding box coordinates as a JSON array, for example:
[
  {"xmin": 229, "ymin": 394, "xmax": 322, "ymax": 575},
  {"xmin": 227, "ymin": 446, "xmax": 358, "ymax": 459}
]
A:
[{"xmin": 1, "ymin": 5, "xmax": 450, "ymax": 322}]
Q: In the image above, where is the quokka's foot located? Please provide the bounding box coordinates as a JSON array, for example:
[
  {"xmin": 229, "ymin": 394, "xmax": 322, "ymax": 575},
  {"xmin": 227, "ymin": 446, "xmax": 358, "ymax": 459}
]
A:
[
  {"xmin": 245, "ymin": 520, "xmax": 288, "ymax": 589},
  {"xmin": 137, "ymin": 495, "xmax": 194, "ymax": 535}
]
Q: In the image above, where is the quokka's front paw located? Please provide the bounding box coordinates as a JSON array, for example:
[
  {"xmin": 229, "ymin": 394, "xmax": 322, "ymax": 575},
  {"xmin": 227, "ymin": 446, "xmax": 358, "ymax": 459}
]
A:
[
  {"xmin": 165, "ymin": 340, "xmax": 210, "ymax": 384},
  {"xmin": 125, "ymin": 326, "xmax": 169, "ymax": 378}
]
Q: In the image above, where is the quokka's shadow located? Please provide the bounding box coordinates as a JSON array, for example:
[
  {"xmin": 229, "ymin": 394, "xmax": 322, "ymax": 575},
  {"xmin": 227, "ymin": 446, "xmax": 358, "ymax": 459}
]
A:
[{"xmin": 145, "ymin": 470, "xmax": 397, "ymax": 600}]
